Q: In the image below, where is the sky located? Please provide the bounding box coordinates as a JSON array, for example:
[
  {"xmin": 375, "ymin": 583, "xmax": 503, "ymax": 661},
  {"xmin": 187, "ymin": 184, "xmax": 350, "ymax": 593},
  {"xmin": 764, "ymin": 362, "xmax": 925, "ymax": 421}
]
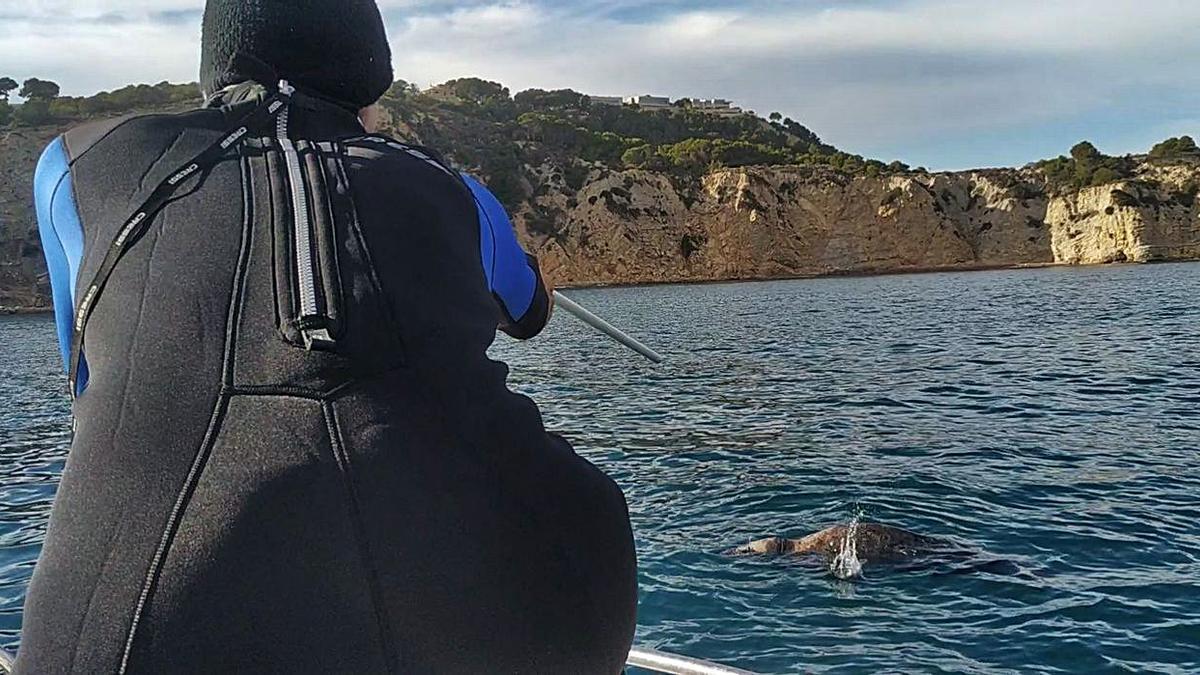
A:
[{"xmin": 1, "ymin": 0, "xmax": 1197, "ymax": 170}]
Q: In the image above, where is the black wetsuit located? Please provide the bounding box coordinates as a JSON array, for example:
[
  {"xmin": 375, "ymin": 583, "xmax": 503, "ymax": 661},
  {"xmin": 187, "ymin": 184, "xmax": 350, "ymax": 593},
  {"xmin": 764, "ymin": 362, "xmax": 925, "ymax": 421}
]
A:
[{"xmin": 17, "ymin": 84, "xmax": 637, "ymax": 674}]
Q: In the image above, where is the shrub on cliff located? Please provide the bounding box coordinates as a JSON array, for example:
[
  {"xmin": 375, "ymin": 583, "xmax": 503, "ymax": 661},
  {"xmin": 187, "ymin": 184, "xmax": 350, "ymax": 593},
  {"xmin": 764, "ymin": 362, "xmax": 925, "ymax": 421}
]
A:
[
  {"xmin": 880, "ymin": 187, "xmax": 904, "ymax": 208},
  {"xmin": 13, "ymin": 100, "xmax": 51, "ymax": 126},
  {"xmin": 427, "ymin": 78, "xmax": 511, "ymax": 106},
  {"xmin": 0, "ymin": 101, "xmax": 11, "ymax": 126},
  {"xmin": 514, "ymin": 88, "xmax": 590, "ymax": 111},
  {"xmin": 621, "ymin": 144, "xmax": 655, "ymax": 168},
  {"xmin": 655, "ymin": 138, "xmax": 718, "ymax": 172},
  {"xmin": 1171, "ymin": 181, "xmax": 1199, "ymax": 207},
  {"xmin": 517, "ymin": 113, "xmax": 640, "ymax": 164},
  {"xmin": 348, "ymin": 75, "xmax": 897, "ymax": 213},
  {"xmin": 1070, "ymin": 141, "xmax": 1101, "ymax": 162},
  {"xmin": 424, "ymin": 78, "xmax": 516, "ymax": 121},
  {"xmin": 518, "ymin": 113, "xmax": 585, "ymax": 147},
  {"xmin": 381, "ymin": 75, "xmax": 868, "ymax": 183},
  {"xmin": 627, "ymin": 138, "xmax": 793, "ymax": 174},
  {"xmin": 863, "ymin": 160, "xmax": 888, "ymax": 178},
  {"xmin": 1035, "ymin": 140, "xmax": 1135, "ymax": 191},
  {"xmin": 19, "ymin": 78, "xmax": 60, "ymax": 101},
  {"xmin": 680, "ymin": 233, "xmax": 707, "ymax": 259},
  {"xmin": 384, "ymin": 80, "xmax": 420, "ymax": 100},
  {"xmin": 474, "ymin": 146, "xmax": 527, "ymax": 211},
  {"xmin": 1149, "ymin": 136, "xmax": 1199, "ymax": 161},
  {"xmin": 1089, "ymin": 167, "xmax": 1120, "ymax": 186},
  {"xmin": 2, "ymin": 80, "xmax": 197, "ymax": 124},
  {"xmin": 563, "ymin": 163, "xmax": 591, "ymax": 192}
]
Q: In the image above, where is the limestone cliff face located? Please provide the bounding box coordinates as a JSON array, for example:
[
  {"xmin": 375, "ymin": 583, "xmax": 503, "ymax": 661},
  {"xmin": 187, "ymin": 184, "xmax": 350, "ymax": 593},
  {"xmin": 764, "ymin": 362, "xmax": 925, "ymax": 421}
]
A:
[
  {"xmin": 1, "ymin": 120, "xmax": 1197, "ymax": 309},
  {"xmin": 519, "ymin": 164, "xmax": 1199, "ymax": 286},
  {"xmin": 1046, "ymin": 168, "xmax": 1200, "ymax": 264},
  {"xmin": 0, "ymin": 127, "xmax": 59, "ymax": 309}
]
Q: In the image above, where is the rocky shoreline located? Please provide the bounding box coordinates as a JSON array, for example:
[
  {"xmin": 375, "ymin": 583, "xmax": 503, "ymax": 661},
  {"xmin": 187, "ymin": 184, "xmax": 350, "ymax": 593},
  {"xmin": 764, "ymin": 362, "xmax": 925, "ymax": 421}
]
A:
[
  {"xmin": 1, "ymin": 253, "xmax": 1195, "ymax": 319},
  {"xmin": 0, "ymin": 306, "xmax": 50, "ymax": 315},
  {"xmin": 3, "ymin": 120, "xmax": 1198, "ymax": 310},
  {"xmin": 520, "ymin": 164, "xmax": 1200, "ymax": 289},
  {"xmin": 556, "ymin": 258, "xmax": 1193, "ymax": 292}
]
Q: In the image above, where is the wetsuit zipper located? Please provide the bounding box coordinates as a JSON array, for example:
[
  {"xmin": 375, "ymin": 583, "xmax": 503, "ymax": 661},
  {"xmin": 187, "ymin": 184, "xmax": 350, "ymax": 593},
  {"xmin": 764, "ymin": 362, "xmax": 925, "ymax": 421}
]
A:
[{"xmin": 276, "ymin": 84, "xmax": 336, "ymax": 351}]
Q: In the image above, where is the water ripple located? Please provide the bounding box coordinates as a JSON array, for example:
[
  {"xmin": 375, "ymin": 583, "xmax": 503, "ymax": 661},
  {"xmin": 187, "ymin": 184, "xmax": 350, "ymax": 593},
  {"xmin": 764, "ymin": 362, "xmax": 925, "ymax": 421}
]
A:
[
  {"xmin": 497, "ymin": 264, "xmax": 1200, "ymax": 673},
  {"xmin": 2, "ymin": 263, "xmax": 1199, "ymax": 672},
  {"xmin": 0, "ymin": 314, "xmax": 72, "ymax": 651}
]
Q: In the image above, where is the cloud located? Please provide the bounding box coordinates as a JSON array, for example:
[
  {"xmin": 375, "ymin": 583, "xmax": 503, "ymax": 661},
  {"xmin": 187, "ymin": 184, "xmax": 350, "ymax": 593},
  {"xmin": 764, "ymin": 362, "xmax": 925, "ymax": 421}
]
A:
[
  {"xmin": 1, "ymin": 0, "xmax": 1196, "ymax": 169},
  {"xmin": 385, "ymin": 0, "xmax": 1200, "ymax": 167},
  {"xmin": 0, "ymin": 1, "xmax": 201, "ymax": 91}
]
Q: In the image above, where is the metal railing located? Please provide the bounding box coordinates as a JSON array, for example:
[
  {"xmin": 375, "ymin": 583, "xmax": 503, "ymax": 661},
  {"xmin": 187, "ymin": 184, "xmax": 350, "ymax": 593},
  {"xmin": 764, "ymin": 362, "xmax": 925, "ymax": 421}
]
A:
[
  {"xmin": 627, "ymin": 647, "xmax": 758, "ymax": 675},
  {"xmin": 0, "ymin": 645, "xmax": 759, "ymax": 675}
]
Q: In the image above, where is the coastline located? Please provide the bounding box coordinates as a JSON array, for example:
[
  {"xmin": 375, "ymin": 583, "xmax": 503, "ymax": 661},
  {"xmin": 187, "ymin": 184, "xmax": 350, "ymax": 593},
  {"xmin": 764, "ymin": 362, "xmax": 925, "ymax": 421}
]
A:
[
  {"xmin": 3, "ymin": 259, "xmax": 1196, "ymax": 315},
  {"xmin": 0, "ymin": 306, "xmax": 53, "ymax": 316},
  {"xmin": 554, "ymin": 258, "xmax": 1197, "ymax": 292}
]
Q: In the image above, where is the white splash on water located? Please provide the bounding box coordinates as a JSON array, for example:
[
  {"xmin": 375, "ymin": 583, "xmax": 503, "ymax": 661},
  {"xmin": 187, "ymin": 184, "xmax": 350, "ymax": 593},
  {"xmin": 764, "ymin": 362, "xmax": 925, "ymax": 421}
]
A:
[{"xmin": 830, "ymin": 510, "xmax": 865, "ymax": 580}]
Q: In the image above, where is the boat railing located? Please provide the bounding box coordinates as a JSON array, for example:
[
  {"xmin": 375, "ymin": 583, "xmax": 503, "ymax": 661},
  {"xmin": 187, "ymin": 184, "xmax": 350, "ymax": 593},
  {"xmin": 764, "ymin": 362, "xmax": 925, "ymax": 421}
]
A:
[{"xmin": 0, "ymin": 645, "xmax": 758, "ymax": 674}]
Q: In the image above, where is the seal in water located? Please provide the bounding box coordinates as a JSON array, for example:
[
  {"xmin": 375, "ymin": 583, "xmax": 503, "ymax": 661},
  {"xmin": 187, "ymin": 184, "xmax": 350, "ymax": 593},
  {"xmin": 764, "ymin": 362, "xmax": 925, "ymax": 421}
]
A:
[
  {"xmin": 732, "ymin": 523, "xmax": 1031, "ymax": 580},
  {"xmin": 732, "ymin": 523, "xmax": 938, "ymax": 563}
]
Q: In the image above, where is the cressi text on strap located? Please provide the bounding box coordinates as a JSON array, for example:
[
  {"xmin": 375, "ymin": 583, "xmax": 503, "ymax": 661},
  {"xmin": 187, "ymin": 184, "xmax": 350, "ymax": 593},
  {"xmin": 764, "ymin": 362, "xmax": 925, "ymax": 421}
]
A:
[{"xmin": 67, "ymin": 81, "xmax": 296, "ymax": 399}]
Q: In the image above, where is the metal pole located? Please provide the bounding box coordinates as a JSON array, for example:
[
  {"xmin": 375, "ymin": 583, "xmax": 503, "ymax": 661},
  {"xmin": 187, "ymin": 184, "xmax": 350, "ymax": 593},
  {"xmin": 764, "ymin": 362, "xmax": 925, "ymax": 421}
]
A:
[
  {"xmin": 553, "ymin": 291, "xmax": 664, "ymax": 364},
  {"xmin": 626, "ymin": 647, "xmax": 759, "ymax": 675}
]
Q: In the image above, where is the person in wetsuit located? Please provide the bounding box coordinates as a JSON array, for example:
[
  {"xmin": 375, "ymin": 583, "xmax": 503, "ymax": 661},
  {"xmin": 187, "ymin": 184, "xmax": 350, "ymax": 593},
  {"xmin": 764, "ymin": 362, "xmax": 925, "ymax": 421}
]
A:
[{"xmin": 17, "ymin": 1, "xmax": 637, "ymax": 672}]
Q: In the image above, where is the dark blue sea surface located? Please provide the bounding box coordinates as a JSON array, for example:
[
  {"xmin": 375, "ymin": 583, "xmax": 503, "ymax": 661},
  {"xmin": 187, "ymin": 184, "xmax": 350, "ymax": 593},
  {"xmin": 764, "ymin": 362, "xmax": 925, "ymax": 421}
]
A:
[{"xmin": 2, "ymin": 263, "xmax": 1198, "ymax": 673}]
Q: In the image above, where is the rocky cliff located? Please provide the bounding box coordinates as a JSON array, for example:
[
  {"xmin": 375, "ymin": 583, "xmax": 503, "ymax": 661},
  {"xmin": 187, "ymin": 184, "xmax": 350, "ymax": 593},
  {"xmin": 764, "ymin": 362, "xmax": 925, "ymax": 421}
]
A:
[
  {"xmin": 515, "ymin": 162, "xmax": 1200, "ymax": 286},
  {"xmin": 0, "ymin": 126, "xmax": 60, "ymax": 309},
  {"xmin": 1, "ymin": 106, "xmax": 1197, "ymax": 310}
]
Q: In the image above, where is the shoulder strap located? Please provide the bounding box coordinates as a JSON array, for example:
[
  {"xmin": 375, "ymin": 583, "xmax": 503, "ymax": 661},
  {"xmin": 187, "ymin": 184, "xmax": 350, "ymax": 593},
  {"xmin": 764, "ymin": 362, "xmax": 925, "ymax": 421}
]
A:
[
  {"xmin": 67, "ymin": 83, "xmax": 295, "ymax": 398},
  {"xmin": 344, "ymin": 135, "xmax": 463, "ymax": 181}
]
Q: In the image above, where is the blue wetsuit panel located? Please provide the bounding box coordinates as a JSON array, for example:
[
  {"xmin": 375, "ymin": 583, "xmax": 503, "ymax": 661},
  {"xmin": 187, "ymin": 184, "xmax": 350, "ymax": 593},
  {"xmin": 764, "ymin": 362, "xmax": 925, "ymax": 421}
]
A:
[
  {"xmin": 34, "ymin": 136, "xmax": 89, "ymax": 394},
  {"xmin": 461, "ymin": 174, "xmax": 538, "ymax": 323}
]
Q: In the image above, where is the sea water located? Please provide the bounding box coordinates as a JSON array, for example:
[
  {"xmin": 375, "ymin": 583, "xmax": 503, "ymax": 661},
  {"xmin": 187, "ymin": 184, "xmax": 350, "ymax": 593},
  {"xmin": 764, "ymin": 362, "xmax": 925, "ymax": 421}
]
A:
[{"xmin": 2, "ymin": 263, "xmax": 1198, "ymax": 673}]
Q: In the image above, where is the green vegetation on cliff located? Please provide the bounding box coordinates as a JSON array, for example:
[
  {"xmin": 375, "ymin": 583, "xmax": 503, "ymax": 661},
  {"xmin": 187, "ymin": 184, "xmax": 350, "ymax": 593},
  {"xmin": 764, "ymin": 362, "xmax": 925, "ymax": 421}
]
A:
[
  {"xmin": 1148, "ymin": 136, "xmax": 1200, "ymax": 161},
  {"xmin": 376, "ymin": 77, "xmax": 906, "ymax": 208},
  {"xmin": 1033, "ymin": 141, "xmax": 1138, "ymax": 191},
  {"xmin": 1033, "ymin": 137, "xmax": 1200, "ymax": 194},
  {"xmin": 0, "ymin": 76, "xmax": 198, "ymax": 127},
  {"xmin": 1, "ymin": 74, "xmax": 1198, "ymax": 308}
]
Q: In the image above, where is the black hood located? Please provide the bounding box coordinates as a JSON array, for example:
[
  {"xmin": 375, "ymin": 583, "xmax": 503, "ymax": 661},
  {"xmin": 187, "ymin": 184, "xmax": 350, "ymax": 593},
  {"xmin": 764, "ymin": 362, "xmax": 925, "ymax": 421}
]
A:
[{"xmin": 200, "ymin": 0, "xmax": 393, "ymax": 109}]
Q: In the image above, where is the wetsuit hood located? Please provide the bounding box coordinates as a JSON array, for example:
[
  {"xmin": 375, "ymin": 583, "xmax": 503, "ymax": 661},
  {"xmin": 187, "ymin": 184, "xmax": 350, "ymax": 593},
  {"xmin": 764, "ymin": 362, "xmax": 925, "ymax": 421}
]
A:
[{"xmin": 200, "ymin": 0, "xmax": 394, "ymax": 109}]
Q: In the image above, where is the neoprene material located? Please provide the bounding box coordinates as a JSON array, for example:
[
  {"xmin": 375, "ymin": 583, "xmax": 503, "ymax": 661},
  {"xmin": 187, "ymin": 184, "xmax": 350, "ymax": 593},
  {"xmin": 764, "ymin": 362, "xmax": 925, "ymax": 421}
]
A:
[
  {"xmin": 464, "ymin": 173, "xmax": 538, "ymax": 322},
  {"xmin": 18, "ymin": 85, "xmax": 638, "ymax": 674},
  {"xmin": 33, "ymin": 137, "xmax": 87, "ymax": 386},
  {"xmin": 34, "ymin": 91, "xmax": 548, "ymax": 394}
]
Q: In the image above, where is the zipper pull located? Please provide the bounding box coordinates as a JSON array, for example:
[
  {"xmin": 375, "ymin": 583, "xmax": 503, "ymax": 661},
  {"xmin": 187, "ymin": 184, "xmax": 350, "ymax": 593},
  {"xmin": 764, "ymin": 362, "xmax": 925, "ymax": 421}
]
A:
[
  {"xmin": 303, "ymin": 327, "xmax": 336, "ymax": 351},
  {"xmin": 278, "ymin": 80, "xmax": 296, "ymax": 96}
]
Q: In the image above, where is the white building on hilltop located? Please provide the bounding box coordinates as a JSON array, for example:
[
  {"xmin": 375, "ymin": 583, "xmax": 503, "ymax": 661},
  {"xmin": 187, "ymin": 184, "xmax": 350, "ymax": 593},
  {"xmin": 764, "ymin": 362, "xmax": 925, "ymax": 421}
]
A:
[
  {"xmin": 692, "ymin": 98, "xmax": 744, "ymax": 117},
  {"xmin": 590, "ymin": 95, "xmax": 624, "ymax": 107},
  {"xmin": 584, "ymin": 94, "xmax": 747, "ymax": 117},
  {"xmin": 624, "ymin": 95, "xmax": 673, "ymax": 110}
]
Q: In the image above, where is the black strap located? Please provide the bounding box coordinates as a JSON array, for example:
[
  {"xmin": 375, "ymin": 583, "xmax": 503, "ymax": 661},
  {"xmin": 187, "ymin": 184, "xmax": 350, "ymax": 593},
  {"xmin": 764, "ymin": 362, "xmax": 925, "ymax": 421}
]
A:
[{"xmin": 68, "ymin": 86, "xmax": 293, "ymax": 398}]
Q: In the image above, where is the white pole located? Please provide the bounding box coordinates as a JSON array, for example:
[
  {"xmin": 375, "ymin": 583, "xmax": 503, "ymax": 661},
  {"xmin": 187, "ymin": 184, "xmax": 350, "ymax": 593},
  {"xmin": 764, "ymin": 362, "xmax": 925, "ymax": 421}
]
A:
[
  {"xmin": 553, "ymin": 291, "xmax": 664, "ymax": 364},
  {"xmin": 626, "ymin": 647, "xmax": 759, "ymax": 675}
]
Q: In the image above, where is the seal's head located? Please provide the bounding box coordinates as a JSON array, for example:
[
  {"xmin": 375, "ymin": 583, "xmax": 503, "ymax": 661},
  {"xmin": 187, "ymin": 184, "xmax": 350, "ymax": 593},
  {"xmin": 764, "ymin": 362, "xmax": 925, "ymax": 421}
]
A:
[{"xmin": 200, "ymin": 0, "xmax": 393, "ymax": 110}]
